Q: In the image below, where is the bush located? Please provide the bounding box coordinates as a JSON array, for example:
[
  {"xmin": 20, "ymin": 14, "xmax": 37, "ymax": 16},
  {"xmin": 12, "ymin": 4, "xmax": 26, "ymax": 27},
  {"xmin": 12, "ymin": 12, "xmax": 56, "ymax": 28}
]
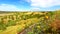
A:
[
  {"xmin": 0, "ymin": 22, "xmax": 6, "ymax": 30},
  {"xmin": 6, "ymin": 20, "xmax": 16, "ymax": 26}
]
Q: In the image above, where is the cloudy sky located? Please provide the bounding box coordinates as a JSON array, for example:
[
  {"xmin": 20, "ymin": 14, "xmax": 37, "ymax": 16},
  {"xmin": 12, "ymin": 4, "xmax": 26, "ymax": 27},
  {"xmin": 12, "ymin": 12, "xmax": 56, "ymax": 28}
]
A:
[{"xmin": 0, "ymin": 0, "xmax": 60, "ymax": 11}]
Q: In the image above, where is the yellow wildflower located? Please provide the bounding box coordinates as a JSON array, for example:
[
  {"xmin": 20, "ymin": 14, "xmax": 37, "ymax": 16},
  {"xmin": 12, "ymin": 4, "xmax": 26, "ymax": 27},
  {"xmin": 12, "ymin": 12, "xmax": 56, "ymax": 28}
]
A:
[
  {"xmin": 37, "ymin": 26, "xmax": 40, "ymax": 29},
  {"xmin": 45, "ymin": 16, "xmax": 49, "ymax": 19}
]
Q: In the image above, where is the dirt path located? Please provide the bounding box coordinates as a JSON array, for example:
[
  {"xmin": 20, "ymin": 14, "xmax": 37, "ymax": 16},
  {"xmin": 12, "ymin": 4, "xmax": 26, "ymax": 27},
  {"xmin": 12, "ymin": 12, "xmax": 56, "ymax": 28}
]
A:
[{"xmin": 18, "ymin": 24, "xmax": 36, "ymax": 34}]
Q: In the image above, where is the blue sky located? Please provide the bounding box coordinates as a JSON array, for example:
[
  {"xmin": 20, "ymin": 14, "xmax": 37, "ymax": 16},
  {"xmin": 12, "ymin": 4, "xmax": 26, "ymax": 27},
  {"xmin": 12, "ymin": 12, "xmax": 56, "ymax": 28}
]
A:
[{"xmin": 0, "ymin": 0, "xmax": 60, "ymax": 11}]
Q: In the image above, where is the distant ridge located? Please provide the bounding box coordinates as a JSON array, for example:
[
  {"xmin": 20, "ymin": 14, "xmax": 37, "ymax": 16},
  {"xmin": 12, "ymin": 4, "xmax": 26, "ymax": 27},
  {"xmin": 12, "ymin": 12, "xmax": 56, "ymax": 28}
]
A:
[{"xmin": 0, "ymin": 10, "xmax": 56, "ymax": 14}]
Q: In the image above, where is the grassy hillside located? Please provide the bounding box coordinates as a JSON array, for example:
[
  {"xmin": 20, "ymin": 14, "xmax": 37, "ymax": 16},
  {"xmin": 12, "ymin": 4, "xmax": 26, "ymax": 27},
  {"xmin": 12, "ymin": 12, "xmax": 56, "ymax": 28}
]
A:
[{"xmin": 0, "ymin": 11, "xmax": 60, "ymax": 34}]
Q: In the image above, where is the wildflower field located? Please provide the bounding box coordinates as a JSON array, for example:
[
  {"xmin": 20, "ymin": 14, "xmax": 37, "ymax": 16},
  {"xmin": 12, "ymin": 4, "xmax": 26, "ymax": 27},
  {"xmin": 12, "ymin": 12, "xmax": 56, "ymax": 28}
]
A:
[{"xmin": 0, "ymin": 11, "xmax": 60, "ymax": 34}]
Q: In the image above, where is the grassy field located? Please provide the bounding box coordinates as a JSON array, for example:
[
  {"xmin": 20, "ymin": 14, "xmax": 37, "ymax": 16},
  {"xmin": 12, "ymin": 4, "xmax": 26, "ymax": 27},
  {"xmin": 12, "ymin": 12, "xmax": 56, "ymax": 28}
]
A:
[{"xmin": 0, "ymin": 11, "xmax": 60, "ymax": 34}]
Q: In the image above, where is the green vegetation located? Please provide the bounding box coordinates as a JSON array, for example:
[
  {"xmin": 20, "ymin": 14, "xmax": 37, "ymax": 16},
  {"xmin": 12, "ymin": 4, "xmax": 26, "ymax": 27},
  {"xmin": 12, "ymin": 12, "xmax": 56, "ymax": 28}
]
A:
[{"xmin": 0, "ymin": 11, "xmax": 60, "ymax": 34}]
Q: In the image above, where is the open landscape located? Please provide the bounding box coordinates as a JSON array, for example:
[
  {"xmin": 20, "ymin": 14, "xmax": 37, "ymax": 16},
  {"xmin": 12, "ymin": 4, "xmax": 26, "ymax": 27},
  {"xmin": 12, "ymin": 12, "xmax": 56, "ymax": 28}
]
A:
[
  {"xmin": 0, "ymin": 0, "xmax": 60, "ymax": 34},
  {"xmin": 0, "ymin": 10, "xmax": 60, "ymax": 34}
]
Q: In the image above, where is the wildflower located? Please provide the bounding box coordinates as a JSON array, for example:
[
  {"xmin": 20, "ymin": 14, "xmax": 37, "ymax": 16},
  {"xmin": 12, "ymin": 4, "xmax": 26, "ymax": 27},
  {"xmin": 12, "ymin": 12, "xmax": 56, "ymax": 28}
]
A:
[
  {"xmin": 45, "ymin": 16, "xmax": 49, "ymax": 19},
  {"xmin": 37, "ymin": 26, "xmax": 40, "ymax": 29}
]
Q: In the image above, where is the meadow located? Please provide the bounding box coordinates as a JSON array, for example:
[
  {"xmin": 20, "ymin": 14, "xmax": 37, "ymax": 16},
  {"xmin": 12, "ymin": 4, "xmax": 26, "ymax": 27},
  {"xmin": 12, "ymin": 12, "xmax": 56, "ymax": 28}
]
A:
[{"xmin": 0, "ymin": 11, "xmax": 60, "ymax": 34}]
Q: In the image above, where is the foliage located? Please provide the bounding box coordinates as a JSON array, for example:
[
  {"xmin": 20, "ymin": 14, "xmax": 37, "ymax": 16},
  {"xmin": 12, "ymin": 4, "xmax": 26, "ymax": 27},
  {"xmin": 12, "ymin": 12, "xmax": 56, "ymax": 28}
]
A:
[
  {"xmin": 0, "ymin": 11, "xmax": 59, "ymax": 34},
  {"xmin": 0, "ymin": 22, "xmax": 6, "ymax": 30},
  {"xmin": 6, "ymin": 20, "xmax": 16, "ymax": 26}
]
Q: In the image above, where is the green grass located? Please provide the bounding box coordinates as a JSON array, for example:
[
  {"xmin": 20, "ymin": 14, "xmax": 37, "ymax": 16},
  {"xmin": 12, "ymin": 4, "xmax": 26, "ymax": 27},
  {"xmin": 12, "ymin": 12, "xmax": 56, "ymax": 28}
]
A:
[
  {"xmin": 0, "ymin": 25, "xmax": 23, "ymax": 34},
  {"xmin": 0, "ymin": 11, "xmax": 58, "ymax": 34}
]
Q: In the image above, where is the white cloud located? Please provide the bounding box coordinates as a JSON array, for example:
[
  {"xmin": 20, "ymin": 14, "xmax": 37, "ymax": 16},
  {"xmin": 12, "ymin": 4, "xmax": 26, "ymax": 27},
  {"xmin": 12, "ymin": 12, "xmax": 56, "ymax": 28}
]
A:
[
  {"xmin": 26, "ymin": 0, "xmax": 60, "ymax": 8},
  {"xmin": 31, "ymin": 7, "xmax": 40, "ymax": 11},
  {"xmin": 0, "ymin": 4, "xmax": 20, "ymax": 11}
]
